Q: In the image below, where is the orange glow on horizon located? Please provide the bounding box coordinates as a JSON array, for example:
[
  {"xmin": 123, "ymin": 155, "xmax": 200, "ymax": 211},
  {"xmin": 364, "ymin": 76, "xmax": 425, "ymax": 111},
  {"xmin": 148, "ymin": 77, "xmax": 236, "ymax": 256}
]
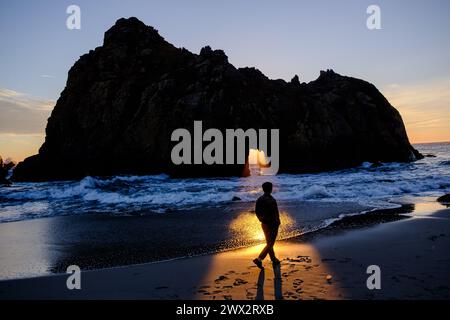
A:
[{"xmin": 383, "ymin": 78, "xmax": 450, "ymax": 144}]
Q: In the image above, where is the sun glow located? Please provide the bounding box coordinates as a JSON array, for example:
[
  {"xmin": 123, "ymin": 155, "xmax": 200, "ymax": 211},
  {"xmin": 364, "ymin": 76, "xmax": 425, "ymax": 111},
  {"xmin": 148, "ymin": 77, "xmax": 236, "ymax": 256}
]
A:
[
  {"xmin": 248, "ymin": 149, "xmax": 269, "ymax": 166},
  {"xmin": 248, "ymin": 149, "xmax": 273, "ymax": 176}
]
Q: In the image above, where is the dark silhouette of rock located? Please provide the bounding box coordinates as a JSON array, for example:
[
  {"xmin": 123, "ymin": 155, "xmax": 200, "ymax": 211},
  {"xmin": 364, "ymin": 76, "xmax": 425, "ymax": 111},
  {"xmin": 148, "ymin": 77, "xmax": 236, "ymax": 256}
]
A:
[
  {"xmin": 0, "ymin": 156, "xmax": 14, "ymax": 186},
  {"xmin": 232, "ymin": 196, "xmax": 242, "ymax": 201},
  {"xmin": 437, "ymin": 194, "xmax": 450, "ymax": 203},
  {"xmin": 370, "ymin": 161, "xmax": 383, "ymax": 168},
  {"xmin": 290, "ymin": 74, "xmax": 300, "ymax": 85},
  {"xmin": 12, "ymin": 17, "xmax": 422, "ymax": 182},
  {"xmin": 0, "ymin": 157, "xmax": 7, "ymax": 184}
]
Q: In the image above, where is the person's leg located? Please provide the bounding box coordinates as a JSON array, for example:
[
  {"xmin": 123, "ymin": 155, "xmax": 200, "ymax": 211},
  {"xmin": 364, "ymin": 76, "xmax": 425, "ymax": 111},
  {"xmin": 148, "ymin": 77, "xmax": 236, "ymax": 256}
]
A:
[
  {"xmin": 268, "ymin": 226, "xmax": 279, "ymax": 261},
  {"xmin": 258, "ymin": 224, "xmax": 272, "ymax": 260},
  {"xmin": 258, "ymin": 246, "xmax": 269, "ymax": 260}
]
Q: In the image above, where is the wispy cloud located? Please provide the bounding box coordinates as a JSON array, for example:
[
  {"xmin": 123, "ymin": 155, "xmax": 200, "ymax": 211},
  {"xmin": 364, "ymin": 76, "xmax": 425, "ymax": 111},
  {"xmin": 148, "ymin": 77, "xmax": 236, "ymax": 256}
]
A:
[
  {"xmin": 40, "ymin": 74, "xmax": 55, "ymax": 79},
  {"xmin": 0, "ymin": 88, "xmax": 55, "ymax": 134},
  {"xmin": 382, "ymin": 78, "xmax": 450, "ymax": 143}
]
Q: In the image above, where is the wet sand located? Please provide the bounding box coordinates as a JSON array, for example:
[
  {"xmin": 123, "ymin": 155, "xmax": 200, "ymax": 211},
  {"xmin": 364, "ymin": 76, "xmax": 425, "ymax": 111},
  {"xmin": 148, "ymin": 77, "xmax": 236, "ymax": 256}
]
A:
[
  {"xmin": 0, "ymin": 200, "xmax": 371, "ymax": 279},
  {"xmin": 1, "ymin": 200, "xmax": 449, "ymax": 299}
]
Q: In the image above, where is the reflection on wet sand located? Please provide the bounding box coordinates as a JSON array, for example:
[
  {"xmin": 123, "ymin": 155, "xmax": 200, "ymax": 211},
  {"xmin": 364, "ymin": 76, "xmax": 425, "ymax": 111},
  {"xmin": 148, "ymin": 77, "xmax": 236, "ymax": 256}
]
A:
[
  {"xmin": 197, "ymin": 207, "xmax": 341, "ymax": 300},
  {"xmin": 229, "ymin": 210, "xmax": 296, "ymax": 241},
  {"xmin": 273, "ymin": 264, "xmax": 283, "ymax": 300},
  {"xmin": 2, "ymin": 199, "xmax": 449, "ymax": 299},
  {"xmin": 256, "ymin": 269, "xmax": 264, "ymax": 300},
  {"xmin": 194, "ymin": 240, "xmax": 339, "ymax": 300},
  {"xmin": 255, "ymin": 265, "xmax": 283, "ymax": 300}
]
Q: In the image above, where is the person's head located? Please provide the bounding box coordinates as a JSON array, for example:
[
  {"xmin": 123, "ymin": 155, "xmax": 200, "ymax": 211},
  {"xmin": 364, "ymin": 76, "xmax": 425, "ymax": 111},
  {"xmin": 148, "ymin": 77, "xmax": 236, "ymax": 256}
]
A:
[{"xmin": 262, "ymin": 182, "xmax": 273, "ymax": 194}]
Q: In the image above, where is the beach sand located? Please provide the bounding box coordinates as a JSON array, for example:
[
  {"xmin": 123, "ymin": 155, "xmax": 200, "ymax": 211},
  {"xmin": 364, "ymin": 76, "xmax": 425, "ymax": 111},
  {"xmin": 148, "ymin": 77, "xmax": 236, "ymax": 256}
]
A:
[
  {"xmin": 0, "ymin": 200, "xmax": 372, "ymax": 279},
  {"xmin": 1, "ymin": 199, "xmax": 449, "ymax": 300}
]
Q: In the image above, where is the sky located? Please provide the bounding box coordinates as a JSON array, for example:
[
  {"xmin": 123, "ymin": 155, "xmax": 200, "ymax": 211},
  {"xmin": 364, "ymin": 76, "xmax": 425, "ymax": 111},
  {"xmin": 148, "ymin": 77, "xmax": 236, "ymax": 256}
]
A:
[{"xmin": 1, "ymin": 0, "xmax": 450, "ymax": 162}]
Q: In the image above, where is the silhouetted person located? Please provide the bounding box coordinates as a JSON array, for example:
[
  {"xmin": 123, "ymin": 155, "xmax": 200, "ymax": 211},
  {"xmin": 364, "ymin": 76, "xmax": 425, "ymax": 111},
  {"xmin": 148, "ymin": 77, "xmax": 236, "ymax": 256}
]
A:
[{"xmin": 253, "ymin": 182, "xmax": 280, "ymax": 269}]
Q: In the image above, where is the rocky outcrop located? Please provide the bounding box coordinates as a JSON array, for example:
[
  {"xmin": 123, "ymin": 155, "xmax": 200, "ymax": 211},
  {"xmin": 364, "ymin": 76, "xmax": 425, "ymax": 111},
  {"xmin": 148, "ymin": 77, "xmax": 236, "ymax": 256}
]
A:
[
  {"xmin": 13, "ymin": 17, "xmax": 422, "ymax": 181},
  {"xmin": 0, "ymin": 156, "xmax": 14, "ymax": 185},
  {"xmin": 437, "ymin": 194, "xmax": 450, "ymax": 204}
]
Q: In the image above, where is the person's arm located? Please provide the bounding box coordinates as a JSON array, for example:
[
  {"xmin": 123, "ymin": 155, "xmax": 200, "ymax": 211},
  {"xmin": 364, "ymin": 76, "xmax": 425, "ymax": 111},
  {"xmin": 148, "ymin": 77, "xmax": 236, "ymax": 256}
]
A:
[
  {"xmin": 273, "ymin": 199, "xmax": 279, "ymax": 215},
  {"xmin": 255, "ymin": 198, "xmax": 263, "ymax": 222},
  {"xmin": 271, "ymin": 198, "xmax": 280, "ymax": 224}
]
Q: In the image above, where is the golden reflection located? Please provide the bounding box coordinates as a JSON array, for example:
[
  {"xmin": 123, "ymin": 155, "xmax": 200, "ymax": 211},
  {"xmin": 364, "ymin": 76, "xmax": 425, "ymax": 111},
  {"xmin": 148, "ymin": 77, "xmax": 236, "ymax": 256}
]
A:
[
  {"xmin": 229, "ymin": 210, "xmax": 295, "ymax": 242},
  {"xmin": 197, "ymin": 238, "xmax": 344, "ymax": 300},
  {"xmin": 241, "ymin": 243, "xmax": 266, "ymax": 256},
  {"xmin": 196, "ymin": 205, "xmax": 345, "ymax": 299}
]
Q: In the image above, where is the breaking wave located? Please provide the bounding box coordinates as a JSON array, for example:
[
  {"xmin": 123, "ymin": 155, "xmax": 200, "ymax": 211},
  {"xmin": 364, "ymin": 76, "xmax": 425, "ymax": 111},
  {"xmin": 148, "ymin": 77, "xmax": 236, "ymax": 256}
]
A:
[{"xmin": 0, "ymin": 142, "xmax": 449, "ymax": 223}]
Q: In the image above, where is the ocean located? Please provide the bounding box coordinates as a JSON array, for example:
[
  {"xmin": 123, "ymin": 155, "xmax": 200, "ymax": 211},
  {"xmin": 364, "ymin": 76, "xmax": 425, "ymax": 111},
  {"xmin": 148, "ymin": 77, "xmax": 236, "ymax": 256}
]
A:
[
  {"xmin": 0, "ymin": 142, "xmax": 449, "ymax": 279},
  {"xmin": 1, "ymin": 143, "xmax": 449, "ymax": 224}
]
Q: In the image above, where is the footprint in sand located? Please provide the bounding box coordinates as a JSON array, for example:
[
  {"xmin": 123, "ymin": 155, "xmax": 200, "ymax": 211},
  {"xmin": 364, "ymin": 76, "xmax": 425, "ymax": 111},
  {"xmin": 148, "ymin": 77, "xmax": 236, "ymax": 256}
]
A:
[
  {"xmin": 215, "ymin": 275, "xmax": 228, "ymax": 283},
  {"xmin": 245, "ymin": 289, "xmax": 255, "ymax": 299},
  {"xmin": 297, "ymin": 255, "xmax": 312, "ymax": 263},
  {"xmin": 286, "ymin": 256, "xmax": 312, "ymax": 263},
  {"xmin": 284, "ymin": 291, "xmax": 298, "ymax": 299},
  {"xmin": 233, "ymin": 278, "xmax": 248, "ymax": 286},
  {"xmin": 293, "ymin": 279, "xmax": 304, "ymax": 287}
]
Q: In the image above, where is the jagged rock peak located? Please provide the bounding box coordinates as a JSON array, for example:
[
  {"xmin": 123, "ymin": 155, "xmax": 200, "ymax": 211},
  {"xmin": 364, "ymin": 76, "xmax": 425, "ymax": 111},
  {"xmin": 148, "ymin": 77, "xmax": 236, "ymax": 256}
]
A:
[
  {"xmin": 199, "ymin": 45, "xmax": 228, "ymax": 62},
  {"xmin": 290, "ymin": 74, "xmax": 300, "ymax": 85},
  {"xmin": 318, "ymin": 69, "xmax": 340, "ymax": 80},
  {"xmin": 103, "ymin": 17, "xmax": 165, "ymax": 47}
]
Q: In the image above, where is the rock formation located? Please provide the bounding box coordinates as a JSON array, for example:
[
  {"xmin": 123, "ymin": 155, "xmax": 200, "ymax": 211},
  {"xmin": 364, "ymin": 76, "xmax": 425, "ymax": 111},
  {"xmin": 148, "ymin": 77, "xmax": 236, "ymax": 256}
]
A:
[
  {"xmin": 0, "ymin": 156, "xmax": 14, "ymax": 185},
  {"xmin": 437, "ymin": 194, "xmax": 450, "ymax": 204},
  {"xmin": 13, "ymin": 17, "xmax": 422, "ymax": 181}
]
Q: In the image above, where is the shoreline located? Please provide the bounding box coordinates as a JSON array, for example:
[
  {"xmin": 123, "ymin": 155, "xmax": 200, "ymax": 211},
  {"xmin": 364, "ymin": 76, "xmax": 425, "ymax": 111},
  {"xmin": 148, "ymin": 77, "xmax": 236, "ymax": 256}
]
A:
[
  {"xmin": 1, "ymin": 198, "xmax": 449, "ymax": 299},
  {"xmin": 0, "ymin": 202, "xmax": 409, "ymax": 281},
  {"xmin": 0, "ymin": 199, "xmax": 375, "ymax": 280}
]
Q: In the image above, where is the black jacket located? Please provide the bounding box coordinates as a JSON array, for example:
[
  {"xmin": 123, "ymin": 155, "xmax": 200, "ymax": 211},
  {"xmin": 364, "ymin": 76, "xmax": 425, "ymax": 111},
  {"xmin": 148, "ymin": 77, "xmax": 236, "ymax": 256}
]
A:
[{"xmin": 255, "ymin": 193, "xmax": 280, "ymax": 226}]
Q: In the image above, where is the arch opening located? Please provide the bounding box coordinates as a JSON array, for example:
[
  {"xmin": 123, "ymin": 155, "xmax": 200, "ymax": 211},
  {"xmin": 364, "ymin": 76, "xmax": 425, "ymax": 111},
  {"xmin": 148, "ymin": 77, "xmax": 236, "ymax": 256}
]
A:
[{"xmin": 248, "ymin": 149, "xmax": 271, "ymax": 176}]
